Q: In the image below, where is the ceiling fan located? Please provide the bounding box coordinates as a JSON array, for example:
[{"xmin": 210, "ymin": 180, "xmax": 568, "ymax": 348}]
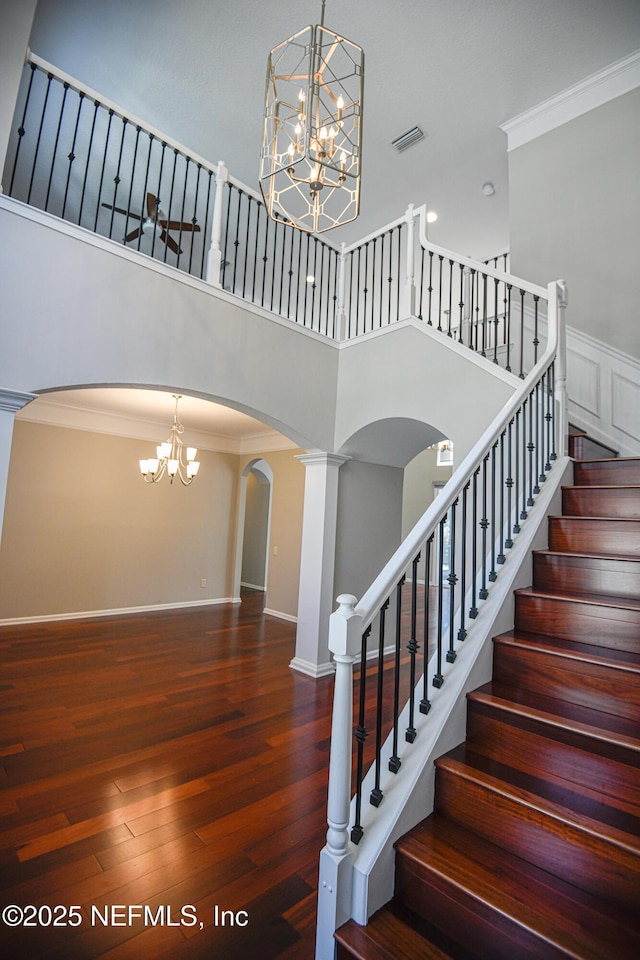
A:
[{"xmin": 101, "ymin": 192, "xmax": 200, "ymax": 255}]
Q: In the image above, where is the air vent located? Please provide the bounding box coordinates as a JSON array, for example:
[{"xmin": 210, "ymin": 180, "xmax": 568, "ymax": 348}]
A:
[{"xmin": 391, "ymin": 125, "xmax": 425, "ymax": 153}]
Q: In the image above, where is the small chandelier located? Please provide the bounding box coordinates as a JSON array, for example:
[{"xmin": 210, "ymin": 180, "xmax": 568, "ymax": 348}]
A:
[
  {"xmin": 139, "ymin": 395, "xmax": 200, "ymax": 485},
  {"xmin": 259, "ymin": 0, "xmax": 364, "ymax": 234}
]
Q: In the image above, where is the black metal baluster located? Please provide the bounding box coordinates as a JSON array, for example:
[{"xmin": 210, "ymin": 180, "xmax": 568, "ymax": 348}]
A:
[
  {"xmin": 505, "ymin": 418, "xmax": 514, "ymax": 548},
  {"xmin": 513, "ymin": 408, "xmax": 522, "ymax": 534},
  {"xmin": 261, "ymin": 212, "xmax": 271, "ymax": 306},
  {"xmin": 549, "ymin": 361, "xmax": 557, "ymax": 461},
  {"xmin": 347, "ymin": 251, "xmax": 355, "ymax": 337},
  {"xmin": 479, "ymin": 455, "xmax": 489, "ymax": 599},
  {"xmin": 406, "ymin": 554, "xmax": 420, "ymax": 743},
  {"xmin": 150, "ymin": 141, "xmax": 166, "ymax": 261},
  {"xmin": 287, "ymin": 221, "xmax": 296, "ymax": 318},
  {"xmin": 536, "ymin": 380, "xmax": 544, "ymax": 488},
  {"xmin": 389, "ymin": 576, "xmax": 405, "ymax": 774},
  {"xmin": 61, "ymin": 89, "xmax": 85, "ymax": 221},
  {"xmin": 481, "ymin": 273, "xmax": 488, "ymax": 356},
  {"xmin": 533, "ymin": 295, "xmax": 540, "ymax": 365},
  {"xmin": 295, "ymin": 227, "xmax": 304, "ymax": 321},
  {"xmin": 221, "ymin": 182, "xmax": 232, "ymax": 290},
  {"xmin": 270, "ymin": 217, "xmax": 280, "ymax": 313},
  {"xmin": 469, "ymin": 268, "xmax": 476, "ymax": 349},
  {"xmin": 458, "ymin": 263, "xmax": 464, "ymax": 343},
  {"xmin": 355, "ymin": 245, "xmax": 362, "ymax": 335},
  {"xmin": 420, "ymin": 534, "xmax": 433, "ymax": 715},
  {"xmin": 175, "ymin": 155, "xmax": 191, "ymax": 270},
  {"xmin": 446, "ymin": 500, "xmax": 458, "ymax": 663},
  {"xmin": 505, "ymin": 284, "xmax": 512, "ymax": 371},
  {"xmin": 351, "ymin": 624, "xmax": 371, "ymax": 845},
  {"xmin": 310, "ymin": 238, "xmax": 319, "ymax": 330},
  {"xmin": 8, "ymin": 62, "xmax": 37, "ymax": 197},
  {"xmin": 362, "ymin": 242, "xmax": 369, "ymax": 333},
  {"xmin": 395, "ymin": 225, "xmax": 402, "ymax": 322},
  {"xmin": 433, "ymin": 517, "xmax": 445, "ymax": 687},
  {"xmin": 458, "ymin": 482, "xmax": 469, "ymax": 641},
  {"xmin": 544, "ymin": 369, "xmax": 552, "ymax": 472},
  {"xmin": 107, "ymin": 117, "xmax": 127, "ymax": 240},
  {"xmin": 27, "ymin": 71, "xmax": 54, "ymax": 206},
  {"xmin": 418, "ymin": 246, "xmax": 425, "ymax": 320},
  {"xmin": 370, "ymin": 598, "xmax": 390, "ymax": 807},
  {"xmin": 161, "ymin": 146, "xmax": 178, "ymax": 260},
  {"xmin": 330, "ymin": 248, "xmax": 339, "ymax": 338},
  {"xmin": 527, "ymin": 389, "xmax": 535, "ymax": 506},
  {"xmin": 497, "ymin": 431, "xmax": 506, "ymax": 564},
  {"xmin": 302, "ymin": 233, "xmax": 311, "ymax": 326},
  {"xmin": 45, "ymin": 80, "xmax": 69, "ymax": 212},
  {"xmin": 78, "ymin": 98, "xmax": 100, "ymax": 226},
  {"xmin": 94, "ymin": 109, "xmax": 115, "ymax": 232},
  {"xmin": 519, "ymin": 289, "xmax": 526, "ymax": 378},
  {"xmin": 437, "ymin": 255, "xmax": 444, "ymax": 331},
  {"xmin": 521, "ymin": 397, "xmax": 529, "ymax": 520},
  {"xmin": 387, "ymin": 229, "xmax": 394, "ymax": 324},
  {"xmin": 447, "ymin": 260, "xmax": 454, "ymax": 336},
  {"xmin": 251, "ymin": 201, "xmax": 261, "ymax": 303},
  {"xmin": 241, "ymin": 195, "xmax": 251, "ymax": 299},
  {"xmin": 470, "ymin": 468, "xmax": 479, "ymax": 618},
  {"xmin": 489, "ymin": 443, "xmax": 498, "ymax": 582},
  {"xmin": 493, "ymin": 277, "xmax": 500, "ymax": 364},
  {"xmin": 427, "ymin": 250, "xmax": 434, "ymax": 326},
  {"xmin": 120, "ymin": 124, "xmax": 141, "ymax": 243},
  {"xmin": 231, "ymin": 187, "xmax": 243, "ymax": 291}
]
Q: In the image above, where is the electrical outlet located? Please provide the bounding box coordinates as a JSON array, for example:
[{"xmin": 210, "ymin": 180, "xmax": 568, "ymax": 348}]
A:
[
  {"xmin": 200, "ymin": 578, "xmax": 207, "ymax": 588},
  {"xmin": 273, "ymin": 546, "xmax": 278, "ymax": 556}
]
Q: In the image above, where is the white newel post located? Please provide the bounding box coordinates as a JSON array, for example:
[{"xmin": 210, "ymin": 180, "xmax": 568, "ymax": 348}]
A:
[
  {"xmin": 0, "ymin": 389, "xmax": 37, "ymax": 545},
  {"xmin": 402, "ymin": 204, "xmax": 416, "ymax": 318},
  {"xmin": 336, "ymin": 243, "xmax": 348, "ymax": 341},
  {"xmin": 205, "ymin": 160, "xmax": 228, "ymax": 287},
  {"xmin": 316, "ymin": 594, "xmax": 362, "ymax": 960},
  {"xmin": 556, "ymin": 279, "xmax": 568, "ymax": 456},
  {"xmin": 291, "ymin": 453, "xmax": 349, "ymax": 677}
]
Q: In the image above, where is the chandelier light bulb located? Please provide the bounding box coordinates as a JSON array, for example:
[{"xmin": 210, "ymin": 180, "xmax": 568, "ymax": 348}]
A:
[{"xmin": 138, "ymin": 395, "xmax": 201, "ymax": 486}]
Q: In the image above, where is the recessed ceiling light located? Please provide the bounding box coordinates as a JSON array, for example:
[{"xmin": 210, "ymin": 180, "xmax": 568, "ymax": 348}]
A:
[
  {"xmin": 482, "ymin": 182, "xmax": 495, "ymax": 196},
  {"xmin": 426, "ymin": 211, "xmax": 438, "ymax": 223},
  {"xmin": 306, "ymin": 275, "xmax": 315, "ymax": 283}
]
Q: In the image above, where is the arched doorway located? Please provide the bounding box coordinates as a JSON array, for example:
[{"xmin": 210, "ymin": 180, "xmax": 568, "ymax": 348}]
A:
[{"xmin": 233, "ymin": 459, "xmax": 274, "ymax": 602}]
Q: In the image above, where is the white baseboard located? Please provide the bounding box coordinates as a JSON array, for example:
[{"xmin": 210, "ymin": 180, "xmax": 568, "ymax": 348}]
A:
[
  {"xmin": 241, "ymin": 581, "xmax": 266, "ymax": 591},
  {"xmin": 263, "ymin": 607, "xmax": 298, "ymax": 623},
  {"xmin": 289, "ymin": 656, "xmax": 335, "ymax": 678},
  {"xmin": 0, "ymin": 596, "xmax": 240, "ymax": 627}
]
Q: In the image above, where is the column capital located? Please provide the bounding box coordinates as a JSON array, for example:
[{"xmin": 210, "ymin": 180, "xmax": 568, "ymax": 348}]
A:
[
  {"xmin": 295, "ymin": 452, "xmax": 350, "ymax": 469},
  {"xmin": 0, "ymin": 388, "xmax": 38, "ymax": 413}
]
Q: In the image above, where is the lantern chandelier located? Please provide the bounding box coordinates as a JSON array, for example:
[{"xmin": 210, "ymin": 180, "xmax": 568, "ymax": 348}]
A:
[
  {"xmin": 139, "ymin": 395, "xmax": 200, "ymax": 485},
  {"xmin": 259, "ymin": 0, "xmax": 364, "ymax": 234}
]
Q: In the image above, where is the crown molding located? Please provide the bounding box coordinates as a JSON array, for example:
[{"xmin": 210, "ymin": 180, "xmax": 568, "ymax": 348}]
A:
[{"xmin": 501, "ymin": 49, "xmax": 640, "ymax": 151}]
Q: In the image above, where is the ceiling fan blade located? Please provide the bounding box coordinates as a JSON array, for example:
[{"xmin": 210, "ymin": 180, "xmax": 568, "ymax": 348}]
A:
[
  {"xmin": 147, "ymin": 193, "xmax": 158, "ymax": 218},
  {"xmin": 161, "ymin": 231, "xmax": 181, "ymax": 256},
  {"xmin": 161, "ymin": 220, "xmax": 201, "ymax": 233},
  {"xmin": 101, "ymin": 203, "xmax": 142, "ymax": 220},
  {"xmin": 124, "ymin": 228, "xmax": 142, "ymax": 243}
]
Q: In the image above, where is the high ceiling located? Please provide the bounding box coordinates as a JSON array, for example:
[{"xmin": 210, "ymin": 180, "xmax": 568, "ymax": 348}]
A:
[{"xmin": 21, "ymin": 0, "xmax": 640, "ymax": 439}]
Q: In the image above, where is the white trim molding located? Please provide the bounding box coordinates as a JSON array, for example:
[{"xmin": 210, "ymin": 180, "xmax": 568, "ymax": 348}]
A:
[
  {"xmin": 501, "ymin": 49, "xmax": 640, "ymax": 151},
  {"xmin": 0, "ymin": 596, "xmax": 241, "ymax": 627}
]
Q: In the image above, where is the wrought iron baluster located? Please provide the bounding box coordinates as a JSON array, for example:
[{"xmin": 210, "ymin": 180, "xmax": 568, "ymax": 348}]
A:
[
  {"xmin": 61, "ymin": 89, "xmax": 85, "ymax": 221},
  {"xmin": 527, "ymin": 389, "xmax": 535, "ymax": 506},
  {"xmin": 175, "ymin": 155, "xmax": 191, "ymax": 269},
  {"xmin": 427, "ymin": 250, "xmax": 434, "ymax": 326},
  {"xmin": 519, "ymin": 289, "xmax": 526, "ymax": 378},
  {"xmin": 395, "ymin": 224, "xmax": 403, "ymax": 321},
  {"xmin": 544, "ymin": 369, "xmax": 553, "ymax": 471},
  {"xmin": 107, "ymin": 116, "xmax": 128, "ymax": 241},
  {"xmin": 241, "ymin": 194, "xmax": 252, "ymax": 299},
  {"xmin": 187, "ymin": 163, "xmax": 202, "ymax": 276},
  {"xmin": 350, "ymin": 624, "xmax": 371, "ymax": 845},
  {"xmin": 497, "ymin": 431, "xmax": 506, "ymax": 564},
  {"xmin": 437, "ymin": 255, "xmax": 444, "ymax": 331},
  {"xmin": 406, "ymin": 553, "xmax": 421, "ymax": 743},
  {"xmin": 389, "ymin": 576, "xmax": 406, "ymax": 774},
  {"xmin": 44, "ymin": 81, "xmax": 69, "ymax": 212},
  {"xmin": 505, "ymin": 418, "xmax": 514, "ymax": 548},
  {"xmin": 447, "ymin": 260, "xmax": 454, "ymax": 336},
  {"xmin": 479, "ymin": 455, "xmax": 489, "ymax": 600},
  {"xmin": 370, "ymin": 598, "xmax": 390, "ymax": 807},
  {"xmin": 470, "ymin": 468, "xmax": 479, "ymax": 618},
  {"xmin": 8, "ymin": 62, "xmax": 37, "ymax": 197},
  {"xmin": 533, "ymin": 295, "xmax": 540, "ymax": 365},
  {"xmin": 309, "ymin": 238, "xmax": 319, "ymax": 329},
  {"xmin": 521, "ymin": 397, "xmax": 529, "ymax": 520},
  {"xmin": 356, "ymin": 245, "xmax": 362, "ymax": 335},
  {"xmin": 458, "ymin": 482, "xmax": 469, "ymax": 642},
  {"xmin": 221, "ymin": 182, "xmax": 232, "ymax": 290},
  {"xmin": 150, "ymin": 140, "xmax": 166, "ymax": 261},
  {"xmin": 493, "ymin": 277, "xmax": 500, "ymax": 364},
  {"xmin": 505, "ymin": 284, "xmax": 512, "ymax": 372},
  {"xmin": 513, "ymin": 408, "xmax": 522, "ymax": 534},
  {"xmin": 162, "ymin": 147, "xmax": 178, "ymax": 260},
  {"xmin": 199, "ymin": 168, "xmax": 213, "ymax": 280},
  {"xmin": 27, "ymin": 71, "xmax": 54, "ymax": 206},
  {"xmin": 489, "ymin": 443, "xmax": 498, "ymax": 582},
  {"xmin": 446, "ymin": 500, "xmax": 458, "ymax": 663},
  {"xmin": 231, "ymin": 187, "xmax": 243, "ymax": 291},
  {"xmin": 362, "ymin": 241, "xmax": 369, "ymax": 333},
  {"xmin": 458, "ymin": 263, "xmax": 464, "ymax": 342},
  {"xmin": 252, "ymin": 201, "xmax": 261, "ymax": 303},
  {"xmin": 433, "ymin": 518, "xmax": 445, "ymax": 687},
  {"xmin": 78, "ymin": 98, "xmax": 100, "ymax": 226},
  {"xmin": 481, "ymin": 273, "xmax": 488, "ymax": 356},
  {"xmin": 94, "ymin": 109, "xmax": 115, "ymax": 232},
  {"xmin": 418, "ymin": 246, "xmax": 425, "ymax": 320},
  {"xmin": 549, "ymin": 361, "xmax": 558, "ymax": 461},
  {"xmin": 420, "ymin": 534, "xmax": 433, "ymax": 715}
]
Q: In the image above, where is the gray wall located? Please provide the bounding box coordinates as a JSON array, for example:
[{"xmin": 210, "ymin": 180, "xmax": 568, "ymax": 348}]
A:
[
  {"xmin": 509, "ymin": 87, "xmax": 640, "ymax": 361},
  {"xmin": 241, "ymin": 470, "xmax": 270, "ymax": 589},
  {"xmin": 0, "ymin": 0, "xmax": 37, "ymax": 184}
]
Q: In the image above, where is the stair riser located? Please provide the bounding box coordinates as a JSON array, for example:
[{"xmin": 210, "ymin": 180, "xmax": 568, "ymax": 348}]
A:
[
  {"xmin": 395, "ymin": 855, "xmax": 572, "ymax": 960},
  {"xmin": 514, "ymin": 593, "xmax": 640, "ymax": 653},
  {"xmin": 533, "ymin": 552, "xmax": 640, "ymax": 601},
  {"xmin": 466, "ymin": 704, "xmax": 640, "ymax": 813},
  {"xmin": 548, "ymin": 517, "xmax": 640, "ymax": 557},
  {"xmin": 435, "ymin": 763, "xmax": 640, "ymax": 913},
  {"xmin": 574, "ymin": 460, "xmax": 640, "ymax": 486},
  {"xmin": 562, "ymin": 486, "xmax": 640, "ymax": 519},
  {"xmin": 493, "ymin": 642, "xmax": 640, "ymax": 722}
]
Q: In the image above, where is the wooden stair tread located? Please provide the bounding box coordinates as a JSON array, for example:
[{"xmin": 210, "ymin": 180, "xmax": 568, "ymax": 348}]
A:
[
  {"xmin": 436, "ymin": 745, "xmax": 640, "ymax": 850},
  {"xmin": 493, "ymin": 628, "xmax": 640, "ymax": 670},
  {"xmin": 469, "ymin": 680, "xmax": 640, "ymax": 750},
  {"xmin": 515, "ymin": 584, "xmax": 640, "ymax": 611},
  {"xmin": 336, "ymin": 905, "xmax": 478, "ymax": 960},
  {"xmin": 534, "ymin": 548, "xmax": 640, "ymax": 565},
  {"xmin": 396, "ymin": 815, "xmax": 640, "ymax": 959}
]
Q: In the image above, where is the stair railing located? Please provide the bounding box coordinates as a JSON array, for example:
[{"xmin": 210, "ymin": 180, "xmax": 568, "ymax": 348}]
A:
[{"xmin": 316, "ymin": 277, "xmax": 567, "ymax": 957}]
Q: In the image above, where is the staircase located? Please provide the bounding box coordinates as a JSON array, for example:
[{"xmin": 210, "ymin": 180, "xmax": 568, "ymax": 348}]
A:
[{"xmin": 336, "ymin": 456, "xmax": 640, "ymax": 960}]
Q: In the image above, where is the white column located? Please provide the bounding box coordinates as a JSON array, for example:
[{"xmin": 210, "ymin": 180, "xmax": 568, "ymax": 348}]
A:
[
  {"xmin": 0, "ymin": 389, "xmax": 37, "ymax": 545},
  {"xmin": 291, "ymin": 452, "xmax": 349, "ymax": 677}
]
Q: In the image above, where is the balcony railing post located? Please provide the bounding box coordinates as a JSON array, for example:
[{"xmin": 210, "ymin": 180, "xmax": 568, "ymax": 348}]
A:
[
  {"xmin": 205, "ymin": 159, "xmax": 228, "ymax": 287},
  {"xmin": 336, "ymin": 242, "xmax": 348, "ymax": 340},
  {"xmin": 402, "ymin": 203, "xmax": 417, "ymax": 318},
  {"xmin": 555, "ymin": 279, "xmax": 568, "ymax": 455},
  {"xmin": 316, "ymin": 594, "xmax": 362, "ymax": 960}
]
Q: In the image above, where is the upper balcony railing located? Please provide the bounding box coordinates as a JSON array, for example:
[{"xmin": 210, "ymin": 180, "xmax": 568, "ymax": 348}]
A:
[{"xmin": 4, "ymin": 52, "xmax": 539, "ymax": 373}]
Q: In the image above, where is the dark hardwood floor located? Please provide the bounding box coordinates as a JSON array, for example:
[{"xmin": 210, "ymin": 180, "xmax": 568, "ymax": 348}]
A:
[{"xmin": 0, "ymin": 590, "xmax": 333, "ymax": 959}]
